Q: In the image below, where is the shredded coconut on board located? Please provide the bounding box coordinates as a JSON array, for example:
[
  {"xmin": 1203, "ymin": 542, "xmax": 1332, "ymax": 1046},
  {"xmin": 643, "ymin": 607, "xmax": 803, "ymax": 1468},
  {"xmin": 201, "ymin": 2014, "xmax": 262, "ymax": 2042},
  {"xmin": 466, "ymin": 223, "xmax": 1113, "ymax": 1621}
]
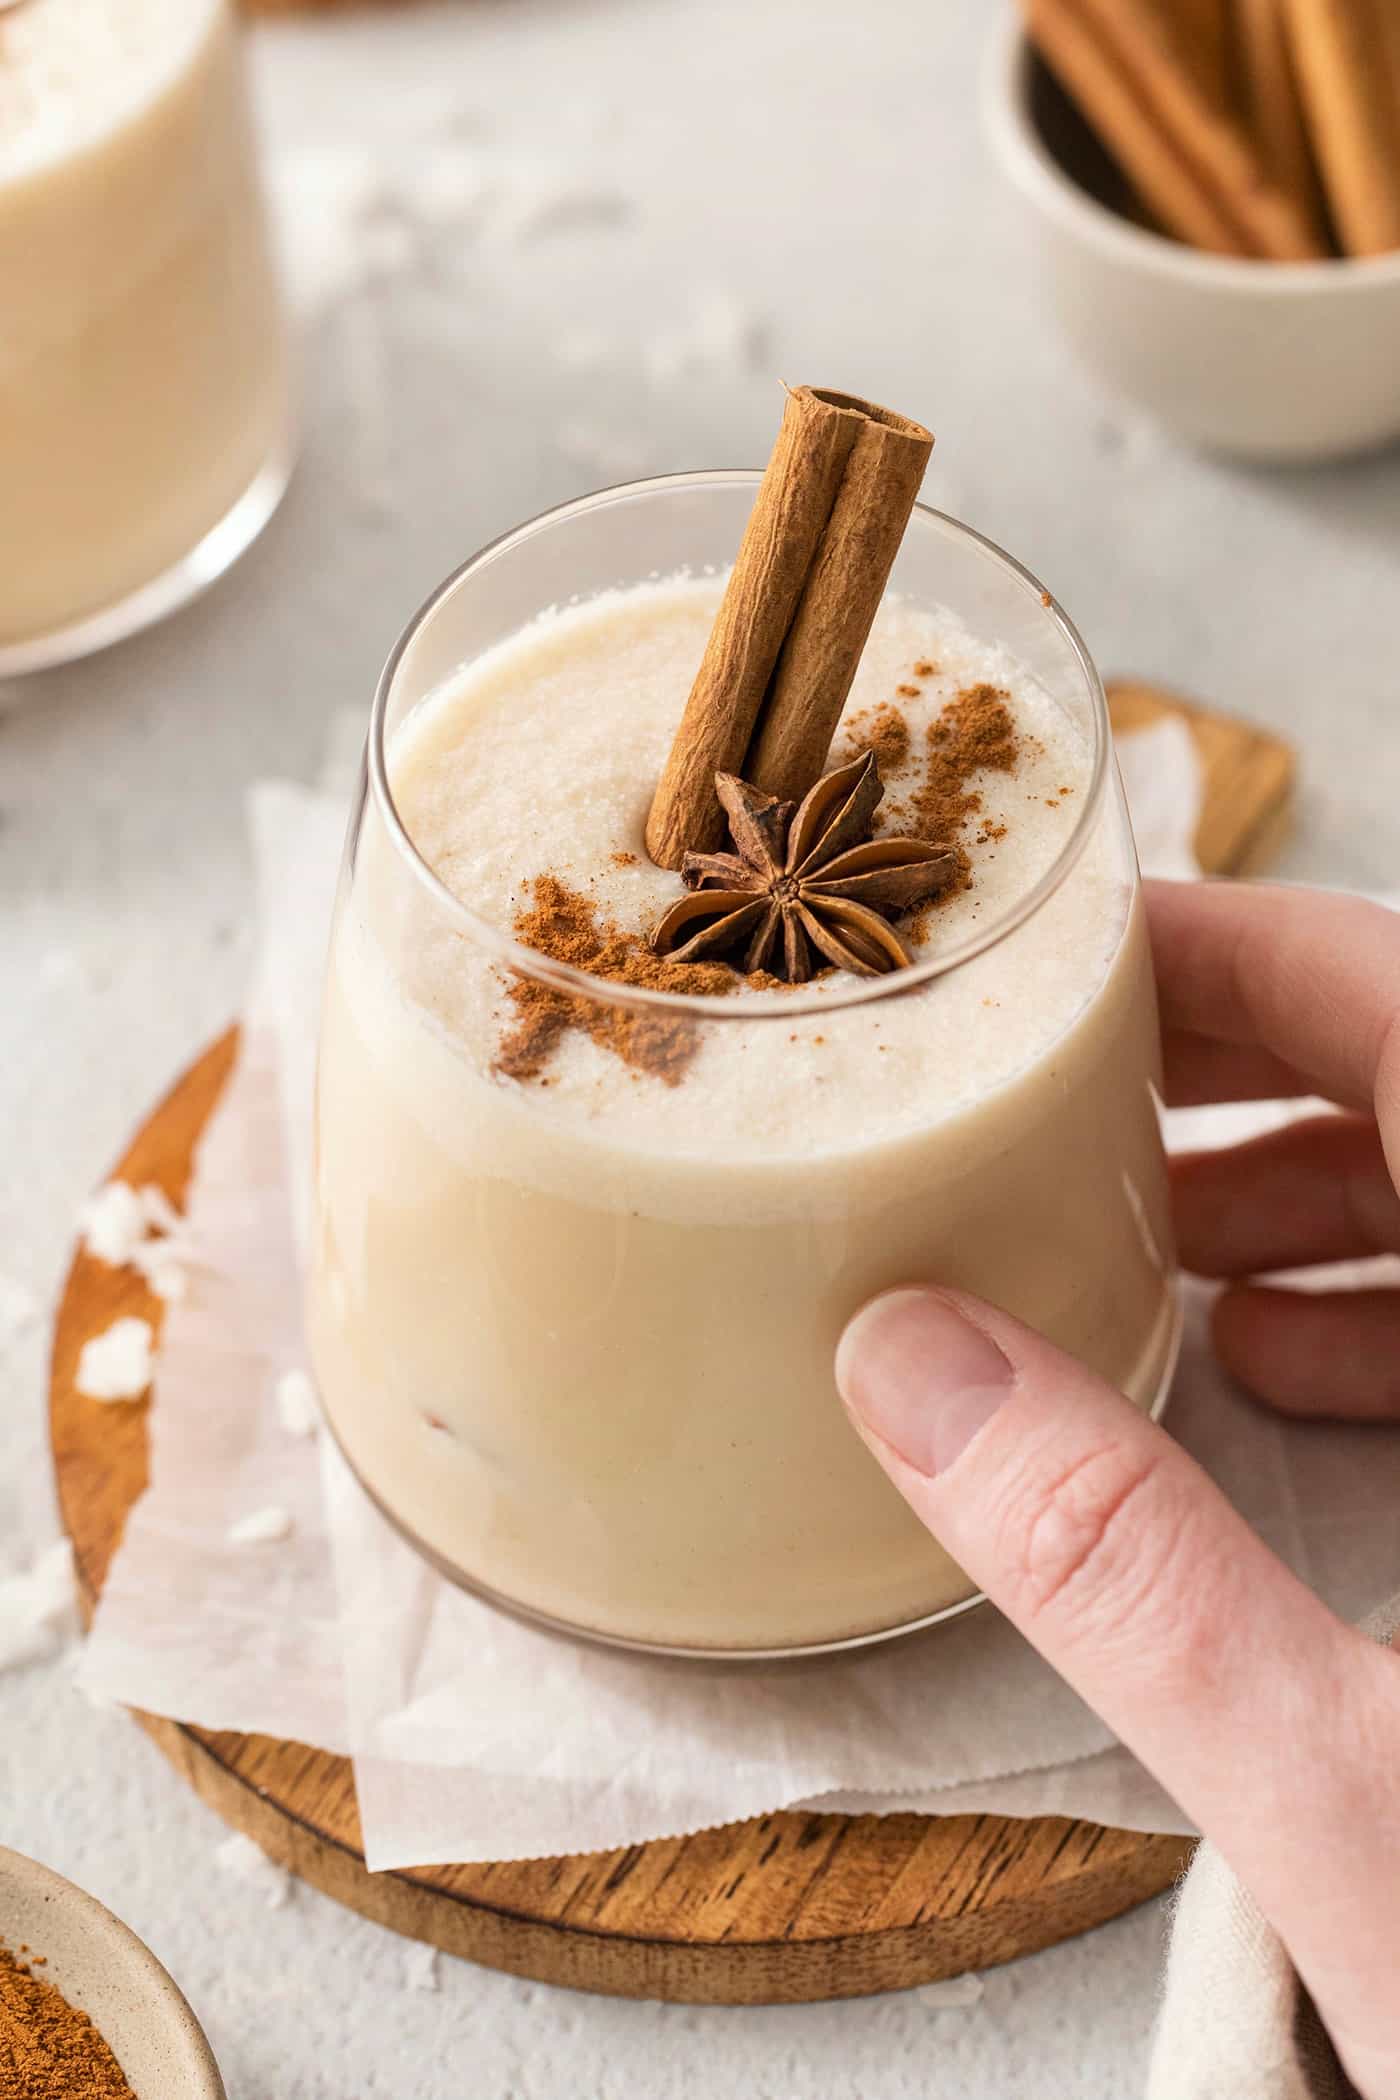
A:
[
  {"xmin": 0, "ymin": 1542, "xmax": 77, "ymax": 1673},
  {"xmin": 228, "ymin": 1506, "xmax": 295, "ymax": 1547},
  {"xmin": 274, "ymin": 1370, "xmax": 320, "ymax": 1440},
  {"xmin": 74, "ymin": 1317, "xmax": 154, "ymax": 1402}
]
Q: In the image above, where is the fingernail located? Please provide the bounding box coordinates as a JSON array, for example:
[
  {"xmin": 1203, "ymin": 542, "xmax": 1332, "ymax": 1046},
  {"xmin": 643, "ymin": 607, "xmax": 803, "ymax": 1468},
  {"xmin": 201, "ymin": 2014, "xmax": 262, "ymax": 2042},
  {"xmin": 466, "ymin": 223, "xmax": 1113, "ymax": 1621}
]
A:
[{"xmin": 835, "ymin": 1288, "xmax": 1015, "ymax": 1477}]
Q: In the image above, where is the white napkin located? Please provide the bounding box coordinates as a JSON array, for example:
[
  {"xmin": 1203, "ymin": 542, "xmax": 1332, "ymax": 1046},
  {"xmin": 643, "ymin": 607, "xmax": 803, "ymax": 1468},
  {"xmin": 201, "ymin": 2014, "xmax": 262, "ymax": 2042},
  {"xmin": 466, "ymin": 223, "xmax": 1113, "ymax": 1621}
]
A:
[
  {"xmin": 79, "ymin": 718, "xmax": 1400, "ymax": 1868},
  {"xmin": 78, "ymin": 790, "xmax": 348, "ymax": 1752}
]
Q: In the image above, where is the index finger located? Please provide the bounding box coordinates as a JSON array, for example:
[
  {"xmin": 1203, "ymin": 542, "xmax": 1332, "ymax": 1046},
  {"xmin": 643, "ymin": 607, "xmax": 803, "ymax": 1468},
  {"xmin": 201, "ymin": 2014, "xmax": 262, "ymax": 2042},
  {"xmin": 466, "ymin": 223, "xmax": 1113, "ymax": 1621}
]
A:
[{"xmin": 1145, "ymin": 880, "xmax": 1400, "ymax": 1124}]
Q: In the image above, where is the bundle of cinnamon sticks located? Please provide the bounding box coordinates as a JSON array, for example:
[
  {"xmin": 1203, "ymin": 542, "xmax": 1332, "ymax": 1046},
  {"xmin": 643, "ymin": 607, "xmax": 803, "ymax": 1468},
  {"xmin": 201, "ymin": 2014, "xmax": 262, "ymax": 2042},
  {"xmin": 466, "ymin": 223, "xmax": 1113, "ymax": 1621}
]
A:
[{"xmin": 1024, "ymin": 0, "xmax": 1400, "ymax": 258}]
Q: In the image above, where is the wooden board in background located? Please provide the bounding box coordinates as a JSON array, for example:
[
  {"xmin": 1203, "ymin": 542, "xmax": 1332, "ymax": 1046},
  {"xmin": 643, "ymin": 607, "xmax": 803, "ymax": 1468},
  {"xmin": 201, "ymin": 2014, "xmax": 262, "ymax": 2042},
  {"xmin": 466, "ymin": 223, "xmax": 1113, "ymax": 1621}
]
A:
[
  {"xmin": 48, "ymin": 684, "xmax": 1292, "ymax": 2003},
  {"xmin": 1108, "ymin": 677, "xmax": 1296, "ymax": 875}
]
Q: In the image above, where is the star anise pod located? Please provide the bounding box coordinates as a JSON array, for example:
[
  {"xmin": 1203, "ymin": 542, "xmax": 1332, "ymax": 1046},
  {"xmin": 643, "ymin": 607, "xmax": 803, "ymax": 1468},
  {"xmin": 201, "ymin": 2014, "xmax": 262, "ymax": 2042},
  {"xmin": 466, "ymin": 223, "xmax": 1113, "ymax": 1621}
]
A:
[{"xmin": 649, "ymin": 750, "xmax": 956, "ymax": 983}]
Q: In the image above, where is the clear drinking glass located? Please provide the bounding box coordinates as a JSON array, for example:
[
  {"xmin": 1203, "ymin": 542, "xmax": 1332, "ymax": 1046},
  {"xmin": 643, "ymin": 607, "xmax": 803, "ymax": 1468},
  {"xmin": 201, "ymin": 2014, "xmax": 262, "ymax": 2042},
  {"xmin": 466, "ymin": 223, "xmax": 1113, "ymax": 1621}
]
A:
[
  {"xmin": 0, "ymin": 0, "xmax": 294, "ymax": 679},
  {"xmin": 308, "ymin": 475, "xmax": 1180, "ymax": 1658}
]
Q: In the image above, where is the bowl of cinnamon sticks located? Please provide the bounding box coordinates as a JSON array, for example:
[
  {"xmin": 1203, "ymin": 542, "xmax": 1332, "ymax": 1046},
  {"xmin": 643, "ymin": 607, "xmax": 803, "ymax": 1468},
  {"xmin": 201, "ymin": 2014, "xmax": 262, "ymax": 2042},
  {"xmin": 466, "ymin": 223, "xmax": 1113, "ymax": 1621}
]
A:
[{"xmin": 984, "ymin": 0, "xmax": 1400, "ymax": 461}]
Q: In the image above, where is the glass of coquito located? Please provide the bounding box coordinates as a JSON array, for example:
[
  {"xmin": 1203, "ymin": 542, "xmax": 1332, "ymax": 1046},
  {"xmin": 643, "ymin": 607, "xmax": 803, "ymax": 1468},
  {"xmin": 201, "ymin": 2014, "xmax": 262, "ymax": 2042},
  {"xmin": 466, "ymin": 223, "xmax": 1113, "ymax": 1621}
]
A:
[
  {"xmin": 0, "ymin": 0, "xmax": 292, "ymax": 678},
  {"xmin": 309, "ymin": 390, "xmax": 1180, "ymax": 1658}
]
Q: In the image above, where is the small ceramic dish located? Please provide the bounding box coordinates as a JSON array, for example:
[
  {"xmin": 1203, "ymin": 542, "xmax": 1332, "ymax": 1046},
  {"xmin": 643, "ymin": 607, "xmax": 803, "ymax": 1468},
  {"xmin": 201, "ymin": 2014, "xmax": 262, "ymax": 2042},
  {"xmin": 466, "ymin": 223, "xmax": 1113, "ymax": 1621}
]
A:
[
  {"xmin": 983, "ymin": 18, "xmax": 1400, "ymax": 462},
  {"xmin": 0, "ymin": 1844, "xmax": 225, "ymax": 2099}
]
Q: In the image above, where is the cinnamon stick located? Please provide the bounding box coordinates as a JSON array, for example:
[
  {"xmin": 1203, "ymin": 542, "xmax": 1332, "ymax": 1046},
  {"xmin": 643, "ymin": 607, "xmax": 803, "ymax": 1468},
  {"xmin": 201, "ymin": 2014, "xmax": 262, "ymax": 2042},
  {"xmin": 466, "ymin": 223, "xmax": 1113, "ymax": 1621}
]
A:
[
  {"xmin": 644, "ymin": 388, "xmax": 860, "ymax": 868},
  {"xmin": 1024, "ymin": 0, "xmax": 1328, "ymax": 258},
  {"xmin": 645, "ymin": 388, "xmax": 932, "ymax": 869},
  {"xmin": 1234, "ymin": 0, "xmax": 1329, "ymax": 249},
  {"xmin": 1382, "ymin": 0, "xmax": 1400, "ymax": 129},
  {"xmin": 1285, "ymin": 0, "xmax": 1400, "ymax": 256},
  {"xmin": 745, "ymin": 393, "xmax": 932, "ymax": 806},
  {"xmin": 1176, "ymin": 0, "xmax": 1235, "ymax": 108}
]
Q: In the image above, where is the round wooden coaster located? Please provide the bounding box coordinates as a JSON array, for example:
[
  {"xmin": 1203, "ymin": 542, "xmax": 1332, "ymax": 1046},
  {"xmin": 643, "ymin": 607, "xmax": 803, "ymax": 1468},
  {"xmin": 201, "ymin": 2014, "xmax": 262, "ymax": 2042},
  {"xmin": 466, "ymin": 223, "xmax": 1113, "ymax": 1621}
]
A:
[{"xmin": 49, "ymin": 1031, "xmax": 1192, "ymax": 2004}]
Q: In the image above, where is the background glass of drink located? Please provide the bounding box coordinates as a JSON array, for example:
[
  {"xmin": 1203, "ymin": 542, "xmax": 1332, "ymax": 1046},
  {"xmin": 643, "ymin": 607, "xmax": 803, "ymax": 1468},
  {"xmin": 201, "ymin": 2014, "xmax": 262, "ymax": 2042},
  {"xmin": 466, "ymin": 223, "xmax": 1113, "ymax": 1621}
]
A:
[{"xmin": 0, "ymin": 0, "xmax": 293, "ymax": 678}]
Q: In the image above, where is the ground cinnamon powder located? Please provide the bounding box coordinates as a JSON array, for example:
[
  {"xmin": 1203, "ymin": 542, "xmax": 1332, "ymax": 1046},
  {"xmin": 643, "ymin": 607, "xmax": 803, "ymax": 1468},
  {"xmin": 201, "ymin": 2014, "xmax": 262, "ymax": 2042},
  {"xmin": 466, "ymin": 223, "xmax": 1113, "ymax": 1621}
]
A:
[
  {"xmin": 0, "ymin": 1944, "xmax": 135, "ymax": 2099},
  {"xmin": 903, "ymin": 681, "xmax": 1019, "ymax": 931},
  {"xmin": 844, "ymin": 676, "xmax": 1021, "ymax": 931},
  {"xmin": 906, "ymin": 681, "xmax": 1019, "ymax": 848},
  {"xmin": 495, "ymin": 875, "xmax": 741, "ymax": 1087},
  {"xmin": 846, "ymin": 678, "xmax": 1020, "ymax": 857},
  {"xmin": 839, "ymin": 701, "xmax": 909, "ymax": 777}
]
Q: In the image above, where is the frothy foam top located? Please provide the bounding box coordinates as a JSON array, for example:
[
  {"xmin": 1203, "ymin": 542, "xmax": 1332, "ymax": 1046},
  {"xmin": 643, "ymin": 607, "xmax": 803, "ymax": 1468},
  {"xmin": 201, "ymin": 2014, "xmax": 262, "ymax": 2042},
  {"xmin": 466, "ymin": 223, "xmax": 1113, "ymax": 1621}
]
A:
[
  {"xmin": 0, "ymin": 0, "xmax": 218, "ymax": 183},
  {"xmin": 339, "ymin": 576, "xmax": 1130, "ymax": 1173},
  {"xmin": 394, "ymin": 576, "xmax": 1086, "ymax": 964}
]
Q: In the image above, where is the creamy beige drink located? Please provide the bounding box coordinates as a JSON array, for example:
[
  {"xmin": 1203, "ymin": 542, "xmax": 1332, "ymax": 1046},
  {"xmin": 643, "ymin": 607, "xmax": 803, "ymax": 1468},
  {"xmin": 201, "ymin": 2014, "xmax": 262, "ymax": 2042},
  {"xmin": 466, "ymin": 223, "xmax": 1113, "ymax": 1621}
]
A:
[
  {"xmin": 0, "ymin": 0, "xmax": 289, "ymax": 665},
  {"xmin": 309, "ymin": 561, "xmax": 1177, "ymax": 1653}
]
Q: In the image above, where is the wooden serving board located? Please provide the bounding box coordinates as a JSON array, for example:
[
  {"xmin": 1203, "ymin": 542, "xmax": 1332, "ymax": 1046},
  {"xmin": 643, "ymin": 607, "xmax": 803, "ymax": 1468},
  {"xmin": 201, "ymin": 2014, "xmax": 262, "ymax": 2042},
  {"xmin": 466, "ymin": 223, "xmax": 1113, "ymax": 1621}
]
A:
[
  {"xmin": 1106, "ymin": 677, "xmax": 1296, "ymax": 875},
  {"xmin": 47, "ymin": 683, "xmax": 1291, "ymax": 2004}
]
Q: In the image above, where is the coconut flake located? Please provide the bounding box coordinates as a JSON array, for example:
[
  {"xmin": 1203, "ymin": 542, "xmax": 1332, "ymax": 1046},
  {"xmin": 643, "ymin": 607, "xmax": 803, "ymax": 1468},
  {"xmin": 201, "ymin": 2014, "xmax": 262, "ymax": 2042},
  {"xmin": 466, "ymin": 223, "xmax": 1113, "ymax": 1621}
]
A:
[
  {"xmin": 274, "ymin": 1370, "xmax": 320, "ymax": 1441},
  {"xmin": 642, "ymin": 288, "xmax": 765, "ymax": 385},
  {"xmin": 228, "ymin": 1506, "xmax": 294, "ymax": 1547},
  {"xmin": 402, "ymin": 1943, "xmax": 440, "ymax": 1993},
  {"xmin": 266, "ymin": 143, "xmax": 382, "ymax": 314},
  {"xmin": 214, "ymin": 1833, "xmax": 292, "ymax": 1909},
  {"xmin": 0, "ymin": 1540, "xmax": 77, "ymax": 1672},
  {"xmin": 75, "ymin": 1317, "xmax": 154, "ymax": 1402},
  {"xmin": 0, "ymin": 1274, "xmax": 38, "ymax": 1339},
  {"xmin": 506, "ymin": 178, "xmax": 631, "ymax": 244},
  {"xmin": 130, "ymin": 1243, "xmax": 188, "ymax": 1302},
  {"xmin": 138, "ymin": 1183, "xmax": 184, "ymax": 1235},
  {"xmin": 78, "ymin": 1182, "xmax": 151, "ymax": 1266},
  {"xmin": 78, "ymin": 1180, "xmax": 193, "ymax": 1300},
  {"xmin": 915, "ymin": 1974, "xmax": 985, "ymax": 2009}
]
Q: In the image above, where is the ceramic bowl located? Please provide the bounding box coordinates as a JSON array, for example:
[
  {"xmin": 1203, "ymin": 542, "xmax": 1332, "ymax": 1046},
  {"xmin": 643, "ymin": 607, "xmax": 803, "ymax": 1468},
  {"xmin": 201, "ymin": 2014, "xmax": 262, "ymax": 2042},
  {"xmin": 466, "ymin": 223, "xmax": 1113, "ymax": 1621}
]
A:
[
  {"xmin": 0, "ymin": 1845, "xmax": 225, "ymax": 2099},
  {"xmin": 982, "ymin": 19, "xmax": 1400, "ymax": 462}
]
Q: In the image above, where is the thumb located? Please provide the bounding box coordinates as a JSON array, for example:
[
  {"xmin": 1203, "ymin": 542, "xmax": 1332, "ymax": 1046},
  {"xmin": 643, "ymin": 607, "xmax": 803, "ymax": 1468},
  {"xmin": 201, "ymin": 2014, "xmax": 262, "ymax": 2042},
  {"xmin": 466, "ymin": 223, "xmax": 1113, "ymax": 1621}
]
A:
[{"xmin": 835, "ymin": 1288, "xmax": 1399, "ymax": 1976}]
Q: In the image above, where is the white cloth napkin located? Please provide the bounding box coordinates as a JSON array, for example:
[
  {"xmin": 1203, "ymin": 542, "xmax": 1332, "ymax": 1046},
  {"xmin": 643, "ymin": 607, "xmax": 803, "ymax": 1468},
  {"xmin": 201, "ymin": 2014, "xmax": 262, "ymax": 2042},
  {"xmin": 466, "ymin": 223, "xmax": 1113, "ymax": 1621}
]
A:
[
  {"xmin": 1147, "ymin": 1593, "xmax": 1400, "ymax": 2100},
  {"xmin": 78, "ymin": 718, "xmax": 1400, "ymax": 1868}
]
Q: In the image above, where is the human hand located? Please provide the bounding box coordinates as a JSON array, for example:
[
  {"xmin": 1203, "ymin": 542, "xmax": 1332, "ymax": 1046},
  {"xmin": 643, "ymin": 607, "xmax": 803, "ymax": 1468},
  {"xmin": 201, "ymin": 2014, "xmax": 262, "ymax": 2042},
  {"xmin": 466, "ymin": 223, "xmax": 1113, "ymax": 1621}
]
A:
[{"xmin": 836, "ymin": 881, "xmax": 1400, "ymax": 2100}]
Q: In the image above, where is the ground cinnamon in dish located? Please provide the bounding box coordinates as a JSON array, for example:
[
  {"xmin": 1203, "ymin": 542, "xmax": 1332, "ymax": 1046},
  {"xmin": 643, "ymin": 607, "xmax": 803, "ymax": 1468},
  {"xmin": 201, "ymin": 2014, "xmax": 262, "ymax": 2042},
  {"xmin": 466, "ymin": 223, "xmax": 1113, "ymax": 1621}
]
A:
[
  {"xmin": 0, "ymin": 1943, "xmax": 136, "ymax": 2098},
  {"xmin": 495, "ymin": 875, "xmax": 744, "ymax": 1087}
]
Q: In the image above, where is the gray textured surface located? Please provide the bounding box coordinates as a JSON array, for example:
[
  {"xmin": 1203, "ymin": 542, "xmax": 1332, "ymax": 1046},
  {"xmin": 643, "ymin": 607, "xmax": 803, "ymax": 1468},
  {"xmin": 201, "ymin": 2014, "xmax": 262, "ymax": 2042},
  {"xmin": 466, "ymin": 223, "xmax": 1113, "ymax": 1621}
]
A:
[{"xmin": 2, "ymin": 0, "xmax": 1398, "ymax": 2092}]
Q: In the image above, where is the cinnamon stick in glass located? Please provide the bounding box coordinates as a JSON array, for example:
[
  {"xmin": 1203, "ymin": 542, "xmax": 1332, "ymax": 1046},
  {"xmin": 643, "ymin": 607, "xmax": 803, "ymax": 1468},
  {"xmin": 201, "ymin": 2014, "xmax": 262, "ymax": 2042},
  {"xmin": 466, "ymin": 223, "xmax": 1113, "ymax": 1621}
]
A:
[{"xmin": 645, "ymin": 387, "xmax": 932, "ymax": 869}]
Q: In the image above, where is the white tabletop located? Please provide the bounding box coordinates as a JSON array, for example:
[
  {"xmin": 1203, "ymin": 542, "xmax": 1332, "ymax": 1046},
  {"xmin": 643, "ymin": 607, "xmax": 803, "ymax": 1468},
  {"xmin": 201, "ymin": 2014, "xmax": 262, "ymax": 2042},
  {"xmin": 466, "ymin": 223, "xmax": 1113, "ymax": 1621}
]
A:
[{"xmin": 3, "ymin": 2, "xmax": 1398, "ymax": 2093}]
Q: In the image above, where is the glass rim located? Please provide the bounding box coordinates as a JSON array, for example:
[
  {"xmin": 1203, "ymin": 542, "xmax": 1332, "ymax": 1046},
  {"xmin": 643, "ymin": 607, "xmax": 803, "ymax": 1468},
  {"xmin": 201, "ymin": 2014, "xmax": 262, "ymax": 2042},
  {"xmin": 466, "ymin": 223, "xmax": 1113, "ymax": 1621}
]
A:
[{"xmin": 367, "ymin": 470, "xmax": 1112, "ymax": 1023}]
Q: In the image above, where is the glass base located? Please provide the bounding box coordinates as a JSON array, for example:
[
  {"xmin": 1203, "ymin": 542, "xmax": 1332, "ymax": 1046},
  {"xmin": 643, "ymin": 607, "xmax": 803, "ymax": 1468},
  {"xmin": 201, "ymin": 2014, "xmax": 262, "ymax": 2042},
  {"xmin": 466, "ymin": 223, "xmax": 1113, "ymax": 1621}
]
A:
[
  {"xmin": 326, "ymin": 1285, "xmax": 1183, "ymax": 1665},
  {"xmin": 0, "ymin": 427, "xmax": 295, "ymax": 685}
]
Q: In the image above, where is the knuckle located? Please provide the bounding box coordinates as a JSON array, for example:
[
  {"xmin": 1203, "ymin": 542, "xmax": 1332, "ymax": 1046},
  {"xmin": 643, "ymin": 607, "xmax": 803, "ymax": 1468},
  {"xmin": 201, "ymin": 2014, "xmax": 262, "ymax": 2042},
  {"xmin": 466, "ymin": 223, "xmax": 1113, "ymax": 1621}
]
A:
[{"xmin": 998, "ymin": 1442, "xmax": 1178, "ymax": 1633}]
